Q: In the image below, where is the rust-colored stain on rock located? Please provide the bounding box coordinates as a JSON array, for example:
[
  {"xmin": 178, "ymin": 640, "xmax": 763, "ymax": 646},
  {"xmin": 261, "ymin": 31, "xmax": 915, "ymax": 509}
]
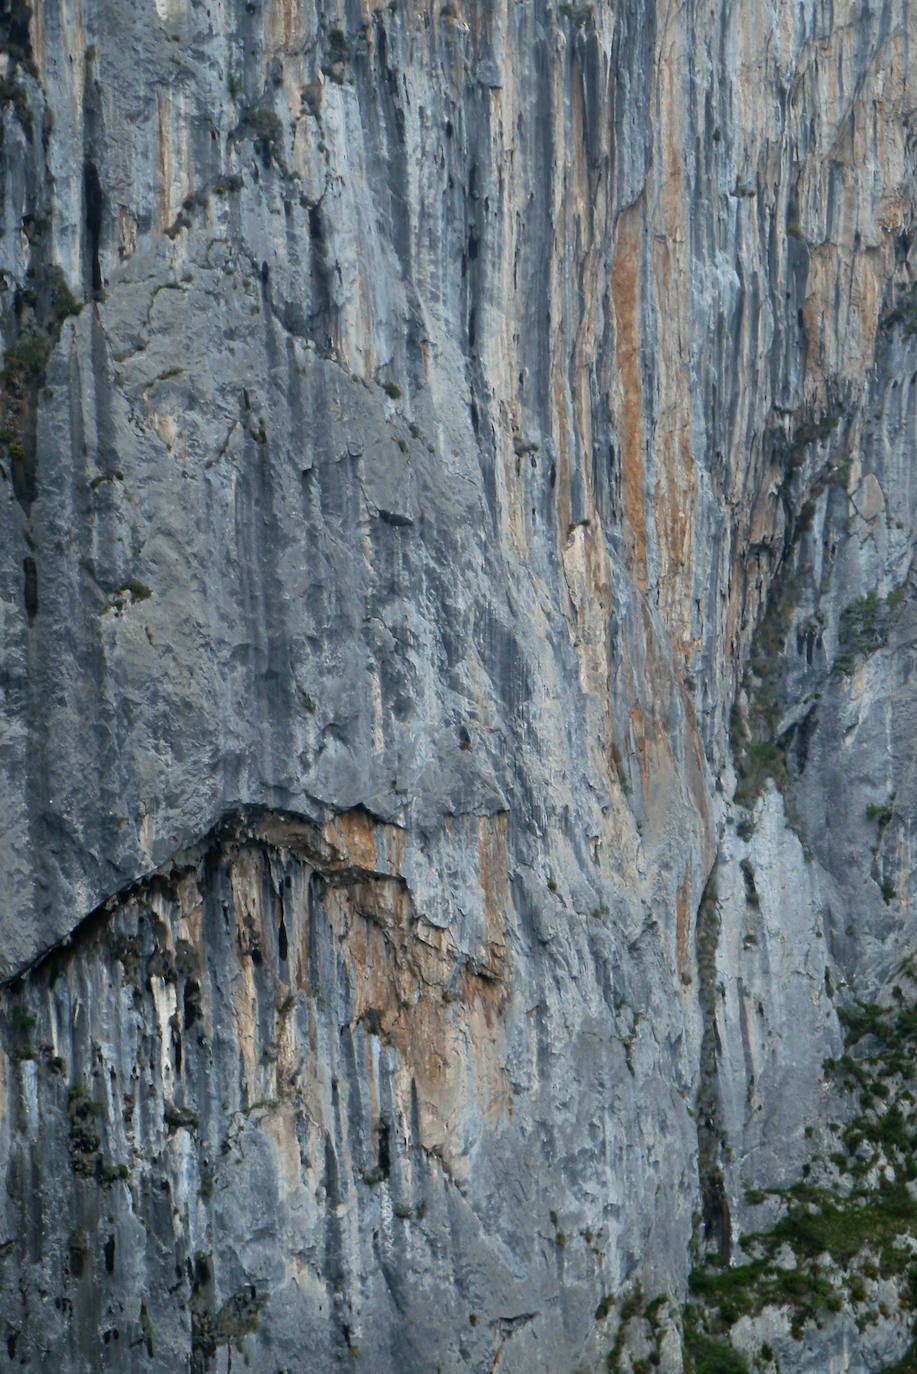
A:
[
  {"xmin": 611, "ymin": 202, "xmax": 648, "ymax": 593},
  {"xmin": 323, "ymin": 808, "xmax": 380, "ymax": 872}
]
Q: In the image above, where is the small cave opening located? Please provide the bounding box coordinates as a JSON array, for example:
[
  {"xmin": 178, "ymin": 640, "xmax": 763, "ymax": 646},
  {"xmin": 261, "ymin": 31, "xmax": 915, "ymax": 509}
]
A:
[
  {"xmin": 68, "ymin": 1233, "xmax": 86, "ymax": 1278},
  {"xmin": 183, "ymin": 979, "xmax": 200, "ymax": 1030},
  {"xmin": 377, "ymin": 1120, "xmax": 391, "ymax": 1179},
  {"xmin": 194, "ymin": 1253, "xmax": 211, "ymax": 1290},
  {"xmin": 308, "ymin": 203, "xmax": 323, "ymax": 248}
]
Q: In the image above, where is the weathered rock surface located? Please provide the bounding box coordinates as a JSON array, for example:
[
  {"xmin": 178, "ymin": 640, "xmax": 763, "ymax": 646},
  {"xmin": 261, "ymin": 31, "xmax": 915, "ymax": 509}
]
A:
[{"xmin": 2, "ymin": 0, "xmax": 917, "ymax": 1369}]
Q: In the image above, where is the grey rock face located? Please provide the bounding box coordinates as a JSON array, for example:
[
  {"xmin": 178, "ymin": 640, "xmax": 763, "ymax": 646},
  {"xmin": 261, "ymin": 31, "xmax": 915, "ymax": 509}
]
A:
[
  {"xmin": 2, "ymin": 0, "xmax": 917, "ymax": 1368},
  {"xmin": 0, "ymin": 806, "xmax": 708, "ymax": 1371}
]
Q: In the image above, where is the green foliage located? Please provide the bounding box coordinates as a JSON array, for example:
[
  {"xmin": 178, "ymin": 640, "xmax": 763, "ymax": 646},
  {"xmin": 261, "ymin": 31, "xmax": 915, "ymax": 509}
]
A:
[
  {"xmin": 118, "ymin": 579, "xmax": 152, "ymax": 603},
  {"xmin": 683, "ymin": 1309, "xmax": 750, "ymax": 1374},
  {"xmin": 881, "ymin": 282, "xmax": 917, "ymax": 338},
  {"xmin": 100, "ymin": 1159, "xmax": 130, "ymax": 1183},
  {"xmin": 788, "ymin": 406, "xmax": 843, "ymax": 466},
  {"xmin": 683, "ymin": 974, "xmax": 917, "ymax": 1365},
  {"xmin": 767, "ymin": 1192, "xmax": 916, "ymax": 1276},
  {"xmin": 1, "ymin": 269, "xmax": 82, "ymax": 513},
  {"xmin": 686, "ymin": 1334, "xmax": 749, "ymax": 1374},
  {"xmin": 834, "ymin": 586, "xmax": 905, "ymax": 676},
  {"xmin": 68, "ymin": 1084, "xmax": 102, "ymax": 1113},
  {"xmin": 90, "ymin": 469, "xmax": 124, "ymax": 491},
  {"xmin": 689, "ymin": 1254, "xmax": 841, "ymax": 1327},
  {"xmin": 878, "ymin": 1346, "xmax": 917, "ymax": 1374},
  {"xmin": 643, "ymin": 1294, "xmax": 666, "ymax": 1324},
  {"xmin": 321, "ymin": 25, "xmax": 351, "ymax": 82},
  {"xmin": 326, "ymin": 27, "xmax": 351, "ymax": 63},
  {"xmin": 0, "ymin": 76, "xmax": 26, "ymax": 108},
  {"xmin": 837, "ymin": 1000, "xmax": 895, "ymax": 1046},
  {"xmin": 730, "ymin": 571, "xmax": 804, "ymax": 816},
  {"xmin": 164, "ymin": 1104, "xmax": 199, "ymax": 1134},
  {"xmin": 603, "ymin": 1284, "xmax": 644, "ymax": 1370},
  {"xmin": 619, "ymin": 1286, "xmax": 644, "ymax": 1323},
  {"xmin": 2, "ymin": 332, "xmax": 52, "ymax": 382},
  {"xmin": 49, "ymin": 271, "xmax": 82, "ymax": 322},
  {"xmin": 236, "ymin": 107, "xmax": 282, "ymax": 162},
  {"xmin": 0, "ymin": 71, "xmax": 30, "ymax": 132},
  {"xmin": 740, "ymin": 741, "xmax": 784, "ymax": 796}
]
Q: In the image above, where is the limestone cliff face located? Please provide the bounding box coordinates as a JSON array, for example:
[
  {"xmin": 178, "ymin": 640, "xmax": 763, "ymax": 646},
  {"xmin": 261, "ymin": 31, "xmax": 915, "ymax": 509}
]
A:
[{"xmin": 1, "ymin": 0, "xmax": 917, "ymax": 1369}]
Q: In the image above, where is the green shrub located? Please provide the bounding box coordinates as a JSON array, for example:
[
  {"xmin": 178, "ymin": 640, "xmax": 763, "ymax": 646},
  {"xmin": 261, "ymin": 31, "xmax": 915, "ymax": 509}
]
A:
[
  {"xmin": 683, "ymin": 1327, "xmax": 749, "ymax": 1374},
  {"xmin": 118, "ymin": 579, "xmax": 152, "ymax": 603}
]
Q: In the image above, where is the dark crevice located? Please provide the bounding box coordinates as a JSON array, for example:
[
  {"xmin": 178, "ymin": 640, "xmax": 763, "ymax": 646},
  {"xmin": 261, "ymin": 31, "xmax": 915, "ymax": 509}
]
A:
[
  {"xmin": 791, "ymin": 703, "xmax": 818, "ymax": 776},
  {"xmin": 171, "ymin": 1015, "xmax": 182, "ymax": 1074},
  {"xmin": 22, "ymin": 555, "xmax": 37, "ymax": 621},
  {"xmin": 183, "ymin": 979, "xmax": 201, "ymax": 1030},
  {"xmin": 307, "ymin": 204, "xmax": 333, "ymax": 347},
  {"xmin": 695, "ymin": 868, "xmax": 731, "ymax": 1264},
  {"xmin": 739, "ymin": 857, "xmax": 760, "ymax": 908},
  {"xmin": 377, "ymin": 1120, "xmax": 391, "ymax": 1178},
  {"xmin": 83, "ymin": 160, "xmax": 103, "ymax": 294},
  {"xmin": 0, "ymin": 0, "xmax": 33, "ymax": 59}
]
